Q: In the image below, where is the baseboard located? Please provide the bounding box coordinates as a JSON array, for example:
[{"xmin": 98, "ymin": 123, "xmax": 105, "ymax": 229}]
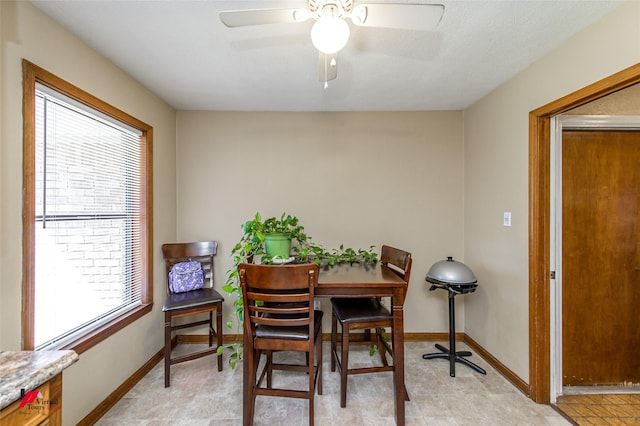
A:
[
  {"xmin": 77, "ymin": 349, "xmax": 164, "ymax": 426},
  {"xmin": 86, "ymin": 332, "xmax": 531, "ymax": 424},
  {"xmin": 462, "ymin": 334, "xmax": 530, "ymax": 396},
  {"xmin": 403, "ymin": 332, "xmax": 465, "ymax": 342}
]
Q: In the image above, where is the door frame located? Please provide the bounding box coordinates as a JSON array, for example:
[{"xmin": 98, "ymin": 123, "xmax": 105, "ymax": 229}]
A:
[
  {"xmin": 528, "ymin": 62, "xmax": 640, "ymax": 403},
  {"xmin": 549, "ymin": 115, "xmax": 640, "ymax": 402}
]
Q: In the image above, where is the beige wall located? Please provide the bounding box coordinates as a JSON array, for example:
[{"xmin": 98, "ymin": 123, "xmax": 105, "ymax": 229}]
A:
[
  {"xmin": 1, "ymin": 0, "xmax": 639, "ymax": 422},
  {"xmin": 463, "ymin": 0, "xmax": 640, "ymax": 381},
  {"xmin": 569, "ymin": 83, "xmax": 640, "ymax": 114},
  {"xmin": 175, "ymin": 111, "xmax": 464, "ymax": 334},
  {"xmin": 0, "ymin": 2, "xmax": 177, "ymax": 424}
]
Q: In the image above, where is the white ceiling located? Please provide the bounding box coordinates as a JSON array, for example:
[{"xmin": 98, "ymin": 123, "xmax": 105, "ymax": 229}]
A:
[{"xmin": 31, "ymin": 0, "xmax": 623, "ymax": 111}]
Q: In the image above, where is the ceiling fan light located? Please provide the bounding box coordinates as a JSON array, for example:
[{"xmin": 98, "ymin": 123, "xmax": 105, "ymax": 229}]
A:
[{"xmin": 310, "ymin": 16, "xmax": 350, "ymax": 54}]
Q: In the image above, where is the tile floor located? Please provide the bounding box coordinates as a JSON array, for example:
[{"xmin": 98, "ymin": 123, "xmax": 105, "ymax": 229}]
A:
[
  {"xmin": 96, "ymin": 341, "xmax": 570, "ymax": 425},
  {"xmin": 554, "ymin": 393, "xmax": 640, "ymax": 425}
]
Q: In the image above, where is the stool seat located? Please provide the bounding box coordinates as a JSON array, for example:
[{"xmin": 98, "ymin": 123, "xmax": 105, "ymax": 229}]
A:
[
  {"xmin": 331, "ymin": 298, "xmax": 391, "ymax": 324},
  {"xmin": 162, "ymin": 287, "xmax": 224, "ymax": 312}
]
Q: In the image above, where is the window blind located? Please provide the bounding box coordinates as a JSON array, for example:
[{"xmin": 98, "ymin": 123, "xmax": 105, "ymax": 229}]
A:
[{"xmin": 34, "ymin": 83, "xmax": 144, "ymax": 350}]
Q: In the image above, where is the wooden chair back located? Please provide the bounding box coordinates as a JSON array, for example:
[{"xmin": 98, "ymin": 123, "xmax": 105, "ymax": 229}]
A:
[
  {"xmin": 380, "ymin": 244, "xmax": 412, "ymax": 285},
  {"xmin": 162, "ymin": 241, "xmax": 217, "ymax": 294},
  {"xmin": 238, "ymin": 263, "xmax": 319, "ymax": 352}
]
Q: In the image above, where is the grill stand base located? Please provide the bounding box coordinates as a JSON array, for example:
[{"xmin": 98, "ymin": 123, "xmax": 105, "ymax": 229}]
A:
[{"xmin": 422, "ymin": 287, "xmax": 487, "ymax": 377}]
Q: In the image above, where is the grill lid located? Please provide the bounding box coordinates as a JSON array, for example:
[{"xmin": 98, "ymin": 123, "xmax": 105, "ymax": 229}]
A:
[{"xmin": 426, "ymin": 256, "xmax": 477, "ymax": 286}]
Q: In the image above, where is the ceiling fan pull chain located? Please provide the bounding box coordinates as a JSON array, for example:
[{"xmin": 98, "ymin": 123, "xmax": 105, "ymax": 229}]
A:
[{"xmin": 324, "ymin": 54, "xmax": 329, "ymax": 89}]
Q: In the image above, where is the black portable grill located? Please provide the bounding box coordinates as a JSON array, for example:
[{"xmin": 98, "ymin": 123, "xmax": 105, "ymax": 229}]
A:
[{"xmin": 422, "ymin": 257, "xmax": 486, "ymax": 377}]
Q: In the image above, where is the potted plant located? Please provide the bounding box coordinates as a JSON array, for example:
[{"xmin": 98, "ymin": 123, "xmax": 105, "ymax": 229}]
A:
[
  {"xmin": 228, "ymin": 212, "xmax": 307, "ymax": 261},
  {"xmin": 219, "ymin": 212, "xmax": 378, "ymax": 368},
  {"xmin": 262, "ymin": 213, "xmax": 306, "ymax": 259}
]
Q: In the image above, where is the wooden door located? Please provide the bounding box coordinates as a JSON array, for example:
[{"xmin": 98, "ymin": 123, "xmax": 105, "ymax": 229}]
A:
[{"xmin": 562, "ymin": 129, "xmax": 640, "ymax": 386}]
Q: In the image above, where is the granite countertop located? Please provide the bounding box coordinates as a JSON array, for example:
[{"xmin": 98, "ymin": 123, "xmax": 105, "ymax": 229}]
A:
[{"xmin": 0, "ymin": 350, "xmax": 79, "ymax": 410}]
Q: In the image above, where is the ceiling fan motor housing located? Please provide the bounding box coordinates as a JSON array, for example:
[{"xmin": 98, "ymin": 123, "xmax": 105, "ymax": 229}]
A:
[{"xmin": 309, "ymin": 0, "xmax": 354, "ymax": 16}]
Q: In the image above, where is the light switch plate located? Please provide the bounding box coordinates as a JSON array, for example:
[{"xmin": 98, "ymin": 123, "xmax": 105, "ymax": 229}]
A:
[{"xmin": 503, "ymin": 212, "xmax": 512, "ymax": 227}]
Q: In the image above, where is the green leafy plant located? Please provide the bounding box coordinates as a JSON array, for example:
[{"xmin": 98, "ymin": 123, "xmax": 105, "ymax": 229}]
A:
[
  {"xmin": 262, "ymin": 213, "xmax": 306, "ymax": 241},
  {"xmin": 217, "ymin": 212, "xmax": 378, "ymax": 368},
  {"xmin": 296, "ymin": 244, "xmax": 379, "ymax": 265},
  {"xmin": 368, "ymin": 327, "xmax": 391, "ymax": 356}
]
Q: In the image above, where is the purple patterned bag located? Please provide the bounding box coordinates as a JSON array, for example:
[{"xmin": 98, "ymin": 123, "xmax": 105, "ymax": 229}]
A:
[{"xmin": 169, "ymin": 260, "xmax": 204, "ymax": 293}]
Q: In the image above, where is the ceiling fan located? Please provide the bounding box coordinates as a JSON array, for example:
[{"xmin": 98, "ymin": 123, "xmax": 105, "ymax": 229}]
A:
[{"xmin": 219, "ymin": 1, "xmax": 444, "ymax": 87}]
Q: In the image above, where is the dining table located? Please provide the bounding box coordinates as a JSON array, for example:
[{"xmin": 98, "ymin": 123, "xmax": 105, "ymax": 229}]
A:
[{"xmin": 242, "ymin": 261, "xmax": 409, "ymax": 425}]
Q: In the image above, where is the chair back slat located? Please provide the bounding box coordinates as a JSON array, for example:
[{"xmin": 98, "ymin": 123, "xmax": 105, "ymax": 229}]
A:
[
  {"xmin": 238, "ymin": 263, "xmax": 319, "ymax": 345},
  {"xmin": 252, "ymin": 316, "xmax": 310, "ymax": 328},
  {"xmin": 246, "ymin": 291, "xmax": 310, "ymax": 304},
  {"xmin": 240, "ymin": 263, "xmax": 317, "ymax": 290},
  {"xmin": 249, "ymin": 305, "xmax": 310, "ymax": 316}
]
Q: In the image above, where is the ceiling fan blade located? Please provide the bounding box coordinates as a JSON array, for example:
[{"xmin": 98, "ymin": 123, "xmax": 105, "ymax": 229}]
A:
[
  {"xmin": 318, "ymin": 52, "xmax": 338, "ymax": 84},
  {"xmin": 350, "ymin": 3, "xmax": 444, "ymax": 31},
  {"xmin": 219, "ymin": 8, "xmax": 309, "ymax": 28}
]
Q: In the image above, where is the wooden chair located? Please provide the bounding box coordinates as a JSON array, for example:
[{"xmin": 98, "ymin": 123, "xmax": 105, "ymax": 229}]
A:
[
  {"xmin": 239, "ymin": 263, "xmax": 323, "ymax": 426},
  {"xmin": 330, "ymin": 245, "xmax": 412, "ymax": 407},
  {"xmin": 162, "ymin": 241, "xmax": 224, "ymax": 387}
]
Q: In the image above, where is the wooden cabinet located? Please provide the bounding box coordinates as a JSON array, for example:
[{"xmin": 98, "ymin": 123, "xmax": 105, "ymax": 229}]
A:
[{"xmin": 0, "ymin": 373, "xmax": 62, "ymax": 426}]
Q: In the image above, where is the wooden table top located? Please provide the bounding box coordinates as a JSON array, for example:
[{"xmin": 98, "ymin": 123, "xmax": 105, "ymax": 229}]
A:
[
  {"xmin": 315, "ymin": 262, "xmax": 407, "ymax": 302},
  {"xmin": 317, "ymin": 262, "xmax": 405, "ymax": 286}
]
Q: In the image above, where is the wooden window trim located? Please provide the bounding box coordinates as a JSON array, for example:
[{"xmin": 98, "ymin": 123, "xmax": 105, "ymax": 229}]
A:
[{"xmin": 21, "ymin": 60, "xmax": 154, "ymax": 354}]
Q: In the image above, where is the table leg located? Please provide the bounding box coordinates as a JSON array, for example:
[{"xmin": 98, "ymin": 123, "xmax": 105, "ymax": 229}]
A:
[
  {"xmin": 243, "ymin": 328, "xmax": 249, "ymax": 426},
  {"xmin": 392, "ymin": 289, "xmax": 406, "ymax": 426}
]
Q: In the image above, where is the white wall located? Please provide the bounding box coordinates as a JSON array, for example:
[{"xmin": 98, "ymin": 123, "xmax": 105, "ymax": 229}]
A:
[
  {"xmin": 463, "ymin": 1, "xmax": 640, "ymax": 381},
  {"xmin": 0, "ymin": 2, "xmax": 177, "ymax": 424},
  {"xmin": 175, "ymin": 111, "xmax": 465, "ymax": 334}
]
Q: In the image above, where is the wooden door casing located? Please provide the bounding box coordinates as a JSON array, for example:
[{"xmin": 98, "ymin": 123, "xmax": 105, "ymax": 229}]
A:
[
  {"xmin": 562, "ymin": 129, "xmax": 640, "ymax": 386},
  {"xmin": 529, "ymin": 63, "xmax": 640, "ymax": 403}
]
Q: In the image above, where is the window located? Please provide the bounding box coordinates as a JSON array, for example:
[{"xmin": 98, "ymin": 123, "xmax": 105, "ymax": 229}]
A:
[{"xmin": 22, "ymin": 60, "xmax": 153, "ymax": 353}]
